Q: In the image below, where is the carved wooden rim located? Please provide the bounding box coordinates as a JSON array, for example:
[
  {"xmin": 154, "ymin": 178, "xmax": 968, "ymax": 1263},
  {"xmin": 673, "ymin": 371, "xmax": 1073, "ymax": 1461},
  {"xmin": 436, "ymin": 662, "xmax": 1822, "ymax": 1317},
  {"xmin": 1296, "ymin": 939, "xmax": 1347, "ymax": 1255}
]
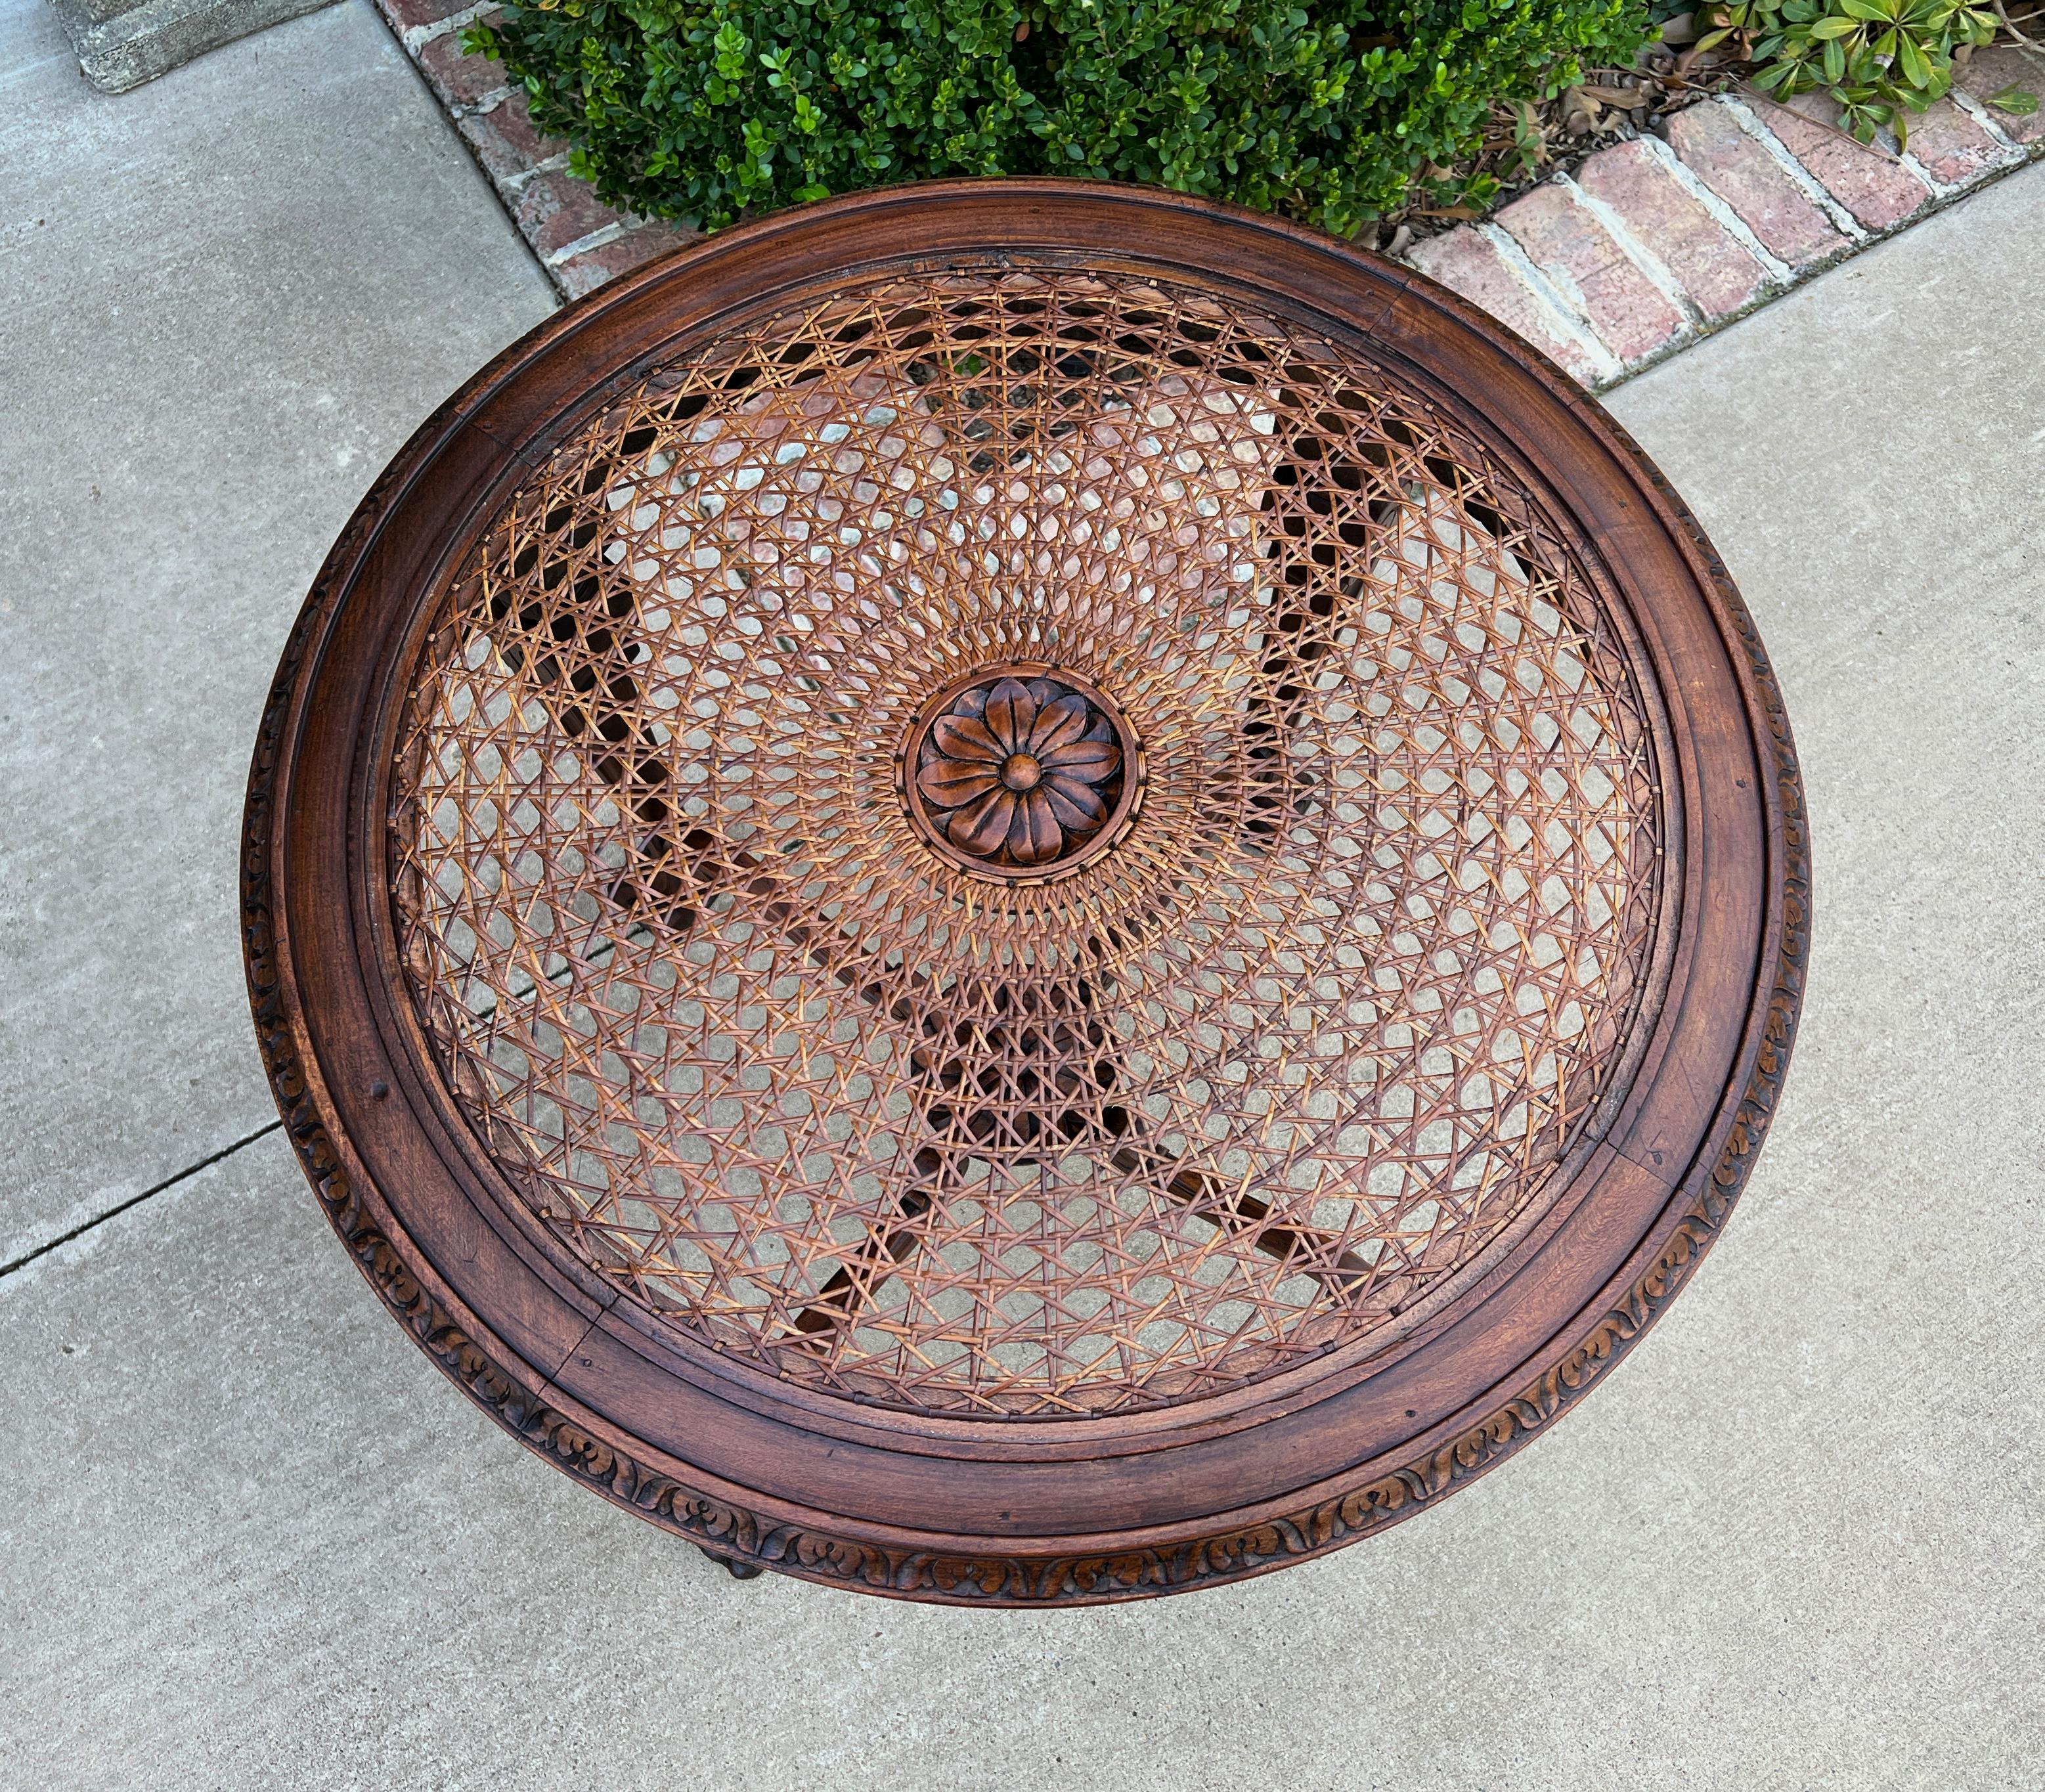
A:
[{"xmin": 242, "ymin": 181, "xmax": 1807, "ymax": 1604}]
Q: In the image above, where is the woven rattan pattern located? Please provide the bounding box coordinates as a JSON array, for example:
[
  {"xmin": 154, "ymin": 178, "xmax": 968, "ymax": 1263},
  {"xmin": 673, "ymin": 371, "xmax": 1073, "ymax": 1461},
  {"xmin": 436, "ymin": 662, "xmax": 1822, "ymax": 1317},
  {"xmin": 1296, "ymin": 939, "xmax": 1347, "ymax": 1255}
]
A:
[{"xmin": 389, "ymin": 269, "xmax": 1664, "ymax": 1418}]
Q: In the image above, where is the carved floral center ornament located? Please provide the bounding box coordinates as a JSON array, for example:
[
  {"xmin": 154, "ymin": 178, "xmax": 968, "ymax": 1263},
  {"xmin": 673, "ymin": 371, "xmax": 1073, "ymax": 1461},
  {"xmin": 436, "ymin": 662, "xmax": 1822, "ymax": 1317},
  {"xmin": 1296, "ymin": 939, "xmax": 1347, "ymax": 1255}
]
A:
[
  {"xmin": 246, "ymin": 186, "xmax": 1805, "ymax": 1604},
  {"xmin": 905, "ymin": 668, "xmax": 1138, "ymax": 877}
]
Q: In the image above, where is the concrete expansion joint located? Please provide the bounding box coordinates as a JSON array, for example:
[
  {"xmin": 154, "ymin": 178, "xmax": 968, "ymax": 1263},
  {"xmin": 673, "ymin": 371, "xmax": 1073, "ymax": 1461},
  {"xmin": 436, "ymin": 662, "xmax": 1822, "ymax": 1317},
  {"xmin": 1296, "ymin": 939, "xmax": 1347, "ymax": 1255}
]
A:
[{"xmin": 0, "ymin": 1121, "xmax": 284, "ymax": 1282}]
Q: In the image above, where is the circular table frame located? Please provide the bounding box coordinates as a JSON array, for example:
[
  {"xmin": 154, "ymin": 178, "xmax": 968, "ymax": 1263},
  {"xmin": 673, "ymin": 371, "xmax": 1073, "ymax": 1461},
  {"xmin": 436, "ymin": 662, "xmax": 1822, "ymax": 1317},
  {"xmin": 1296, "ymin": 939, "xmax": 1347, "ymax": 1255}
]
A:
[{"xmin": 242, "ymin": 181, "xmax": 1808, "ymax": 1605}]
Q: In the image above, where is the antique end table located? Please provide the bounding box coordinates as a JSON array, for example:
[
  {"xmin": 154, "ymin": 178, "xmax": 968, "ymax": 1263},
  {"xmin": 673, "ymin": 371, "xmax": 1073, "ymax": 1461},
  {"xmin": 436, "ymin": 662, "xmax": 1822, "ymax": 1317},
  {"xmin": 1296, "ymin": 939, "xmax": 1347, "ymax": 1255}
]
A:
[{"xmin": 243, "ymin": 182, "xmax": 1807, "ymax": 1605}]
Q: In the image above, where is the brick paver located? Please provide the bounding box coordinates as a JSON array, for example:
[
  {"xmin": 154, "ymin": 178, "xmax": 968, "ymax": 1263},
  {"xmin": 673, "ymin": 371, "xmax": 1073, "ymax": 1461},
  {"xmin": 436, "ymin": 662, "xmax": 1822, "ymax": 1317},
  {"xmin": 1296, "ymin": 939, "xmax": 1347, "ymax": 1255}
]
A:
[
  {"xmin": 415, "ymin": 20, "xmax": 505, "ymax": 107},
  {"xmin": 455, "ymin": 93, "xmax": 567, "ymax": 185},
  {"xmin": 1574, "ymin": 138, "xmax": 1769, "ymax": 320},
  {"xmin": 1902, "ymin": 96, "xmax": 2018, "ymax": 186},
  {"xmin": 1664, "ymin": 102, "xmax": 1851, "ymax": 267},
  {"xmin": 554, "ymin": 225, "xmax": 698, "ymax": 297},
  {"xmin": 512, "ymin": 168, "xmax": 619, "ymax": 259},
  {"xmin": 380, "ymin": 0, "xmax": 471, "ymax": 30},
  {"xmin": 1749, "ymin": 94, "xmax": 1932, "ymax": 230},
  {"xmin": 1955, "ymin": 46, "xmax": 2045, "ymax": 146},
  {"xmin": 1405, "ymin": 227, "xmax": 1606, "ymax": 385},
  {"xmin": 370, "ymin": 0, "xmax": 686, "ymax": 297},
  {"xmin": 1494, "ymin": 180, "xmax": 1685, "ymax": 360}
]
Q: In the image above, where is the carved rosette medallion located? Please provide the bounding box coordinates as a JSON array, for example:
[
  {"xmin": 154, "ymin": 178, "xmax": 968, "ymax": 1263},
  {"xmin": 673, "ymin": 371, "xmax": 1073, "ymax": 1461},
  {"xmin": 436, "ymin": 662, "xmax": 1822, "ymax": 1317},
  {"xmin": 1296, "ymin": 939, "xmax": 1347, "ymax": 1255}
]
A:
[{"xmin": 901, "ymin": 665, "xmax": 1142, "ymax": 881}]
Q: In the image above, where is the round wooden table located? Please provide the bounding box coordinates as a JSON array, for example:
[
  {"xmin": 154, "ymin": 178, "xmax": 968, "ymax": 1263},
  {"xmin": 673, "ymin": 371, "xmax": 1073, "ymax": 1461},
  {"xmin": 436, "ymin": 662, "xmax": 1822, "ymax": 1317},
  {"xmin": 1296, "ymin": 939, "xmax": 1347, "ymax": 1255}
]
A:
[{"xmin": 243, "ymin": 181, "xmax": 1807, "ymax": 1604}]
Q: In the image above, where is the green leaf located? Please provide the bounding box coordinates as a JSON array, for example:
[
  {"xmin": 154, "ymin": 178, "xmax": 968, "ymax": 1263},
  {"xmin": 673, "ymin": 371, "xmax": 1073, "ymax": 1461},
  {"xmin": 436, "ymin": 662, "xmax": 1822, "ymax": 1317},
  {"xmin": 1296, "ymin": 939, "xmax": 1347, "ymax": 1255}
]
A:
[
  {"xmin": 465, "ymin": 0, "xmax": 1663, "ymax": 236},
  {"xmin": 1809, "ymin": 16, "xmax": 1861, "ymax": 36},
  {"xmin": 1989, "ymin": 83, "xmax": 2041, "ymax": 115}
]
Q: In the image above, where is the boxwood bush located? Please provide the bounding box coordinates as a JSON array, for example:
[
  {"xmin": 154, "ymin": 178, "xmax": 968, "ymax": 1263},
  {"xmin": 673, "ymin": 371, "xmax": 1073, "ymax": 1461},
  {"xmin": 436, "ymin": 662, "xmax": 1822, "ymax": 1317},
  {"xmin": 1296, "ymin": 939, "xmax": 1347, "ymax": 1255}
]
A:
[{"xmin": 468, "ymin": 0, "xmax": 1648, "ymax": 238}]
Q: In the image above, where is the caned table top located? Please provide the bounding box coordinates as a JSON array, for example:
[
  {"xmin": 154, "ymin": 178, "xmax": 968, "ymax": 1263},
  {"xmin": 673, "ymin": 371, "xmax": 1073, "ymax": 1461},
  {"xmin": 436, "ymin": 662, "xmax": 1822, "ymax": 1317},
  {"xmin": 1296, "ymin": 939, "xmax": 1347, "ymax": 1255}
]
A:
[{"xmin": 244, "ymin": 181, "xmax": 1806, "ymax": 1603}]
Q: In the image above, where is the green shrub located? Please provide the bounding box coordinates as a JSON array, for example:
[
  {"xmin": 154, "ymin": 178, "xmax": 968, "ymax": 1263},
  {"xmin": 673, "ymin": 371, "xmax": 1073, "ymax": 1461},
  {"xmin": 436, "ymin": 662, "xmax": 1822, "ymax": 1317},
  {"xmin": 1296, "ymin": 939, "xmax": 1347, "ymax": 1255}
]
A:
[
  {"xmin": 1702, "ymin": 0, "xmax": 2002, "ymax": 144},
  {"xmin": 467, "ymin": 0, "xmax": 1649, "ymax": 238}
]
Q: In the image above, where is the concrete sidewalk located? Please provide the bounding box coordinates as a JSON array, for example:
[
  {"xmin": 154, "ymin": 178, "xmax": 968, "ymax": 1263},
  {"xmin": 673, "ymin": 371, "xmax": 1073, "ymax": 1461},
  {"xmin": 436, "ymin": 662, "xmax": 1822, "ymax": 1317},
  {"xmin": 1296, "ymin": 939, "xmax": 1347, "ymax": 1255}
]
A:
[
  {"xmin": 3, "ymin": 3, "xmax": 2041, "ymax": 1781},
  {"xmin": 0, "ymin": 0, "xmax": 553, "ymax": 1271}
]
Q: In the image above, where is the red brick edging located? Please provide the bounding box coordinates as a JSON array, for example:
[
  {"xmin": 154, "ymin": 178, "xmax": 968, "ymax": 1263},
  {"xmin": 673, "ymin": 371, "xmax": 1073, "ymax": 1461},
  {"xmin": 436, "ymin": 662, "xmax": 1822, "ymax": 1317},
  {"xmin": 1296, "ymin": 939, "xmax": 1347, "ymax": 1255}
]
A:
[
  {"xmin": 376, "ymin": 1, "xmax": 2043, "ymax": 381},
  {"xmin": 1412, "ymin": 56, "xmax": 2042, "ymax": 387},
  {"xmin": 374, "ymin": 0, "xmax": 686, "ymax": 297}
]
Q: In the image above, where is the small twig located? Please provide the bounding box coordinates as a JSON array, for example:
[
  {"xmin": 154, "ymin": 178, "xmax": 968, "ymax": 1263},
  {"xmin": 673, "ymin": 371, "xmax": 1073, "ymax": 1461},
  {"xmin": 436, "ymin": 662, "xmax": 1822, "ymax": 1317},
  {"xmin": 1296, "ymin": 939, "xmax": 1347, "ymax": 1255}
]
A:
[
  {"xmin": 1992, "ymin": 0, "xmax": 2045, "ymax": 55},
  {"xmin": 1740, "ymin": 83, "xmax": 1904, "ymax": 160}
]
